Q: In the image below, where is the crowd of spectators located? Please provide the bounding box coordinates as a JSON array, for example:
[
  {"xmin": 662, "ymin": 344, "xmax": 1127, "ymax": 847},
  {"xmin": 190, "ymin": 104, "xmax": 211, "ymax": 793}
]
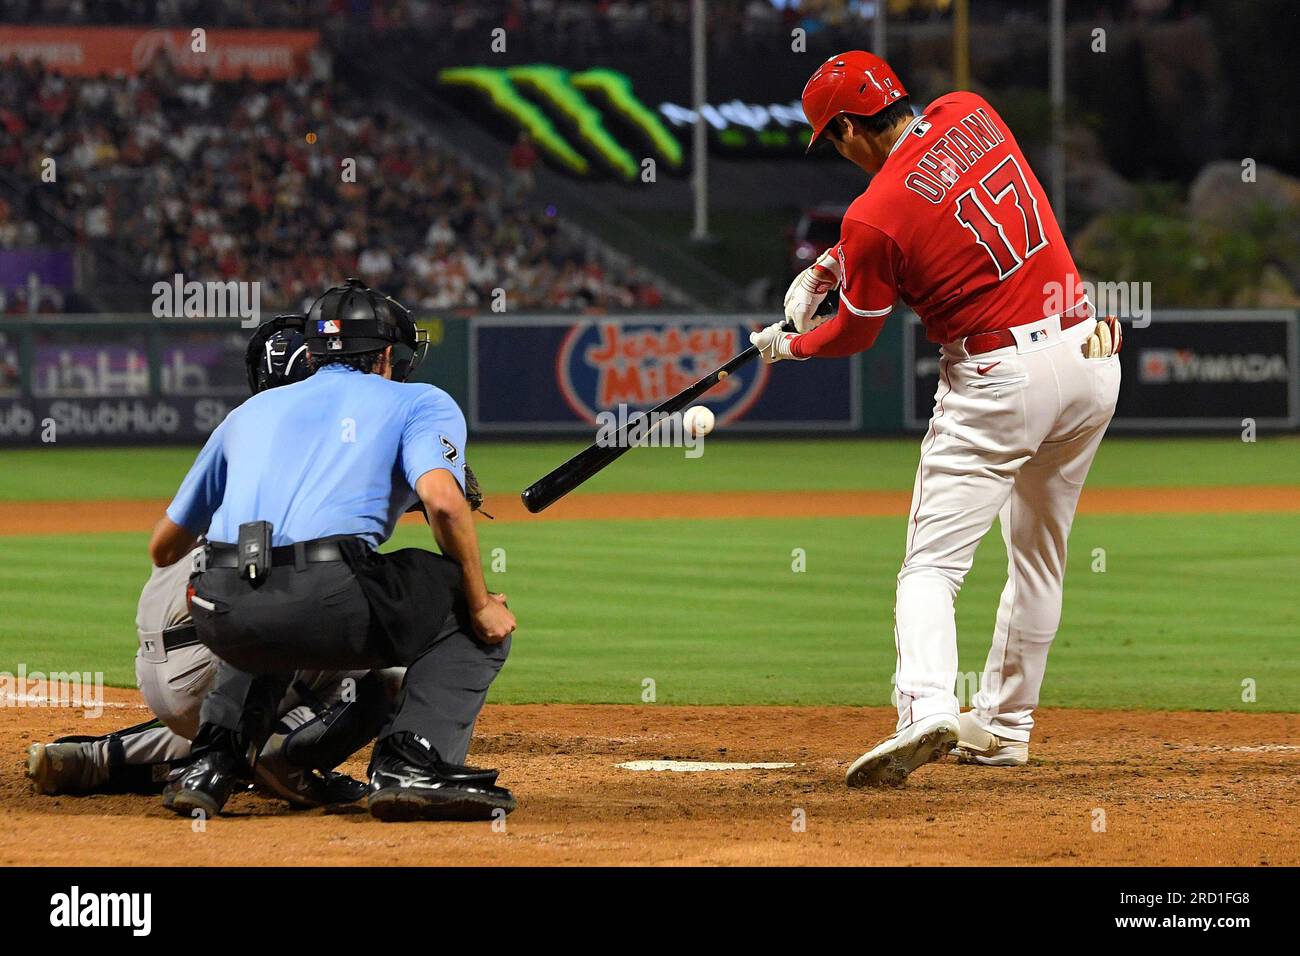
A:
[
  {"xmin": 0, "ymin": 54, "xmax": 671, "ymax": 312},
  {"xmin": 1, "ymin": 0, "xmax": 1210, "ymax": 32},
  {"xmin": 0, "ymin": 196, "xmax": 40, "ymax": 250}
]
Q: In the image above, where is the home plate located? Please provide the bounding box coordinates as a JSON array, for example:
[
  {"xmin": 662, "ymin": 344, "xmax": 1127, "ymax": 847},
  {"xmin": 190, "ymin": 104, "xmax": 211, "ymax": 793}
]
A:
[{"xmin": 617, "ymin": 760, "xmax": 796, "ymax": 772}]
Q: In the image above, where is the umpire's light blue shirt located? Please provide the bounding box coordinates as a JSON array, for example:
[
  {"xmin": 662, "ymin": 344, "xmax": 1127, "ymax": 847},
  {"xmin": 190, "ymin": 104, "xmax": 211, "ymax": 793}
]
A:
[{"xmin": 167, "ymin": 365, "xmax": 467, "ymax": 549}]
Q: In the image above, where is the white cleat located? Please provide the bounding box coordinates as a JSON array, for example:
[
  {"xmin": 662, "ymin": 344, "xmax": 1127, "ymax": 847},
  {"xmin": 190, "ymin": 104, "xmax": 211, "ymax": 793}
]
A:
[
  {"xmin": 845, "ymin": 713, "xmax": 959, "ymax": 788},
  {"xmin": 952, "ymin": 712, "xmax": 1029, "ymax": 766}
]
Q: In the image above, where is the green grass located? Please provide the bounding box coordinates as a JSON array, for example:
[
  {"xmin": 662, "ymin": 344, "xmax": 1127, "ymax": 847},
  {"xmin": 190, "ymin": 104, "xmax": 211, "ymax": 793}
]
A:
[
  {"xmin": 1, "ymin": 435, "xmax": 1297, "ymax": 500},
  {"xmin": 1, "ymin": 510, "xmax": 1296, "ymax": 711}
]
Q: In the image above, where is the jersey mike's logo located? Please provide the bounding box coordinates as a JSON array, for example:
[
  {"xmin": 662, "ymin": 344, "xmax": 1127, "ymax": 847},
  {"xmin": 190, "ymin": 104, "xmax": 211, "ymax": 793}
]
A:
[{"xmin": 557, "ymin": 322, "xmax": 769, "ymax": 425}]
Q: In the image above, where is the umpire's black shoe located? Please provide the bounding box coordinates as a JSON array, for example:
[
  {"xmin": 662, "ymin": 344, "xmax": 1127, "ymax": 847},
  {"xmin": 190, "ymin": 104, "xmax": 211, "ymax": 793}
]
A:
[
  {"xmin": 162, "ymin": 751, "xmax": 246, "ymax": 817},
  {"xmin": 367, "ymin": 733, "xmax": 515, "ymax": 822}
]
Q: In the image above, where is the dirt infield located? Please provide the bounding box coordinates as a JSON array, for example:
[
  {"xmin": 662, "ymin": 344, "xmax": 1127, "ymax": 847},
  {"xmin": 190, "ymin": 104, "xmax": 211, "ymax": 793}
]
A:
[
  {"xmin": 2, "ymin": 689, "xmax": 1296, "ymax": 866},
  {"xmin": 3, "ymin": 485, "xmax": 1299, "ymax": 535}
]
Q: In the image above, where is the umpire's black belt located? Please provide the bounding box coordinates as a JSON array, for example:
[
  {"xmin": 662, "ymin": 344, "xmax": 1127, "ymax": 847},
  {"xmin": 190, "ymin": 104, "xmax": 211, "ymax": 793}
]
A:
[{"xmin": 205, "ymin": 538, "xmax": 350, "ymax": 570}]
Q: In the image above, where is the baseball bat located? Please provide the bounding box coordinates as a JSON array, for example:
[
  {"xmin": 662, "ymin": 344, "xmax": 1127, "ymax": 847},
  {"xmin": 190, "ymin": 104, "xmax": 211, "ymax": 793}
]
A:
[{"xmin": 520, "ymin": 321, "xmax": 792, "ymax": 513}]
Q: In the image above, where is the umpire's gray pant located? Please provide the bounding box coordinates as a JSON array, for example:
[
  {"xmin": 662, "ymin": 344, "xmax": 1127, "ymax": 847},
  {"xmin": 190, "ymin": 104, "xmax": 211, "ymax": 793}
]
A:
[
  {"xmin": 191, "ymin": 561, "xmax": 509, "ymax": 765},
  {"xmin": 131, "ymin": 547, "xmax": 370, "ymax": 768}
]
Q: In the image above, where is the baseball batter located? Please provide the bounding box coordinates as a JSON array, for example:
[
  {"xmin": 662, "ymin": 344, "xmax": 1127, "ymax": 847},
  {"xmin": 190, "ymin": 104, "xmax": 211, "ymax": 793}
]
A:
[{"xmin": 751, "ymin": 52, "xmax": 1122, "ymax": 787}]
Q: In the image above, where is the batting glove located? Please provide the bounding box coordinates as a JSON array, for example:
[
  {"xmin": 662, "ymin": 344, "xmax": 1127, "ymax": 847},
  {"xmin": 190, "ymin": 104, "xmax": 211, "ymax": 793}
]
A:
[
  {"xmin": 783, "ymin": 250, "xmax": 841, "ymax": 333},
  {"xmin": 749, "ymin": 321, "xmax": 807, "ymax": 364},
  {"xmin": 1082, "ymin": 315, "xmax": 1123, "ymax": 358}
]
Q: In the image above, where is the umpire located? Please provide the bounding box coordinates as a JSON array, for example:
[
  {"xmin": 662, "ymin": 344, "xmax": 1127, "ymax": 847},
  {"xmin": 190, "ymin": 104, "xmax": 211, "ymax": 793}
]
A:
[{"xmin": 148, "ymin": 279, "xmax": 518, "ymax": 822}]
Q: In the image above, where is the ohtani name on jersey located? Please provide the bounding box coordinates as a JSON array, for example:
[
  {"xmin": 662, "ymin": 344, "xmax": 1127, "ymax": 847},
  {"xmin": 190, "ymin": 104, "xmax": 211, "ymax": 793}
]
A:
[{"xmin": 903, "ymin": 109, "xmax": 1006, "ymax": 205}]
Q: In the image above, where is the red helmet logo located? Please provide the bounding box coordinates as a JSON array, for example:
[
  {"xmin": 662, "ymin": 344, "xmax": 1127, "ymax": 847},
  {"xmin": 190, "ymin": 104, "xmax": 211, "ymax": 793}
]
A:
[{"xmin": 801, "ymin": 50, "xmax": 907, "ymax": 151}]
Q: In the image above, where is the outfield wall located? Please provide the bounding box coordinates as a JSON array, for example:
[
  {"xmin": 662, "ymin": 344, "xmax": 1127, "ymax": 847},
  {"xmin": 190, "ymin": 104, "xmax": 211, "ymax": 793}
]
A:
[{"xmin": 0, "ymin": 311, "xmax": 1294, "ymax": 445}]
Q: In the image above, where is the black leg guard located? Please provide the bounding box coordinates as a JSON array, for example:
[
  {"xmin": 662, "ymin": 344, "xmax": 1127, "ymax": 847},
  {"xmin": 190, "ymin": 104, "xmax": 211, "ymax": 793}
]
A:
[
  {"xmin": 282, "ymin": 673, "xmax": 397, "ymax": 771},
  {"xmin": 194, "ymin": 669, "xmax": 294, "ymax": 773}
]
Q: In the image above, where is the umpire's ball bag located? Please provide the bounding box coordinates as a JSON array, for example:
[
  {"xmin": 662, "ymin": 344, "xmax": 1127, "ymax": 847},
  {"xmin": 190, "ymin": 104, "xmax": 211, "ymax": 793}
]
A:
[{"xmin": 338, "ymin": 541, "xmax": 465, "ymax": 664}]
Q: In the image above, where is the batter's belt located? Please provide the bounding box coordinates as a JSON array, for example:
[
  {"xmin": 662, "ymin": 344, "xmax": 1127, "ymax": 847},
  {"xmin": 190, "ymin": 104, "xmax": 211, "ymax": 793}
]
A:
[{"xmin": 961, "ymin": 300, "xmax": 1095, "ymax": 356}]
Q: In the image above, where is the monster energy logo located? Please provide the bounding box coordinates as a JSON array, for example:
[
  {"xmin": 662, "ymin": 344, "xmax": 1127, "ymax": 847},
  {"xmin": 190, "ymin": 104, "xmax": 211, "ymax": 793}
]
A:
[{"xmin": 439, "ymin": 65, "xmax": 684, "ymax": 181}]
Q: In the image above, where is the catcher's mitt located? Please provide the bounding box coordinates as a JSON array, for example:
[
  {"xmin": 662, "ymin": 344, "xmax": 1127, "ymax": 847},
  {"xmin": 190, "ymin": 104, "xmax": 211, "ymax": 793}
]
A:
[
  {"xmin": 464, "ymin": 464, "xmax": 493, "ymax": 518},
  {"xmin": 403, "ymin": 464, "xmax": 492, "ymax": 520}
]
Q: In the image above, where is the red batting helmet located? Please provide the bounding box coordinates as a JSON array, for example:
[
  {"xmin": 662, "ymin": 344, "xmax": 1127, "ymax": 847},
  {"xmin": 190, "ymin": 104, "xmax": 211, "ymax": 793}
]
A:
[{"xmin": 801, "ymin": 51, "xmax": 907, "ymax": 151}]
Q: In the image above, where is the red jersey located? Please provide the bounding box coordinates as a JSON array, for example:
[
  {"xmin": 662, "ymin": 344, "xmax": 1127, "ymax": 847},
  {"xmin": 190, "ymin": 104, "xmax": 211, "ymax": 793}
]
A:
[{"xmin": 793, "ymin": 91, "xmax": 1084, "ymax": 355}]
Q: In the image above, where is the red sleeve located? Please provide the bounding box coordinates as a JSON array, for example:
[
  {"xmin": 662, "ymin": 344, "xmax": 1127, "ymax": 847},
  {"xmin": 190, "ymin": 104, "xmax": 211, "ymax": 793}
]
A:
[{"xmin": 791, "ymin": 219, "xmax": 900, "ymax": 358}]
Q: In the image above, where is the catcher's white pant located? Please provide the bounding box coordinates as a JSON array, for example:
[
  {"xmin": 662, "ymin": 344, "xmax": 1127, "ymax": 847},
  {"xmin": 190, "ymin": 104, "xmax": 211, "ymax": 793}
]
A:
[{"xmin": 894, "ymin": 310, "xmax": 1120, "ymax": 741}]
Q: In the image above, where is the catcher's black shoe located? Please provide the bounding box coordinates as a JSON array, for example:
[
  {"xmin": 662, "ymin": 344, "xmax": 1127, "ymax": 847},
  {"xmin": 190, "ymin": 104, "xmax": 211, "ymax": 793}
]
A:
[
  {"xmin": 162, "ymin": 751, "xmax": 246, "ymax": 817},
  {"xmin": 319, "ymin": 770, "xmax": 369, "ymax": 805},
  {"xmin": 253, "ymin": 745, "xmax": 369, "ymax": 809},
  {"xmin": 367, "ymin": 733, "xmax": 515, "ymax": 822}
]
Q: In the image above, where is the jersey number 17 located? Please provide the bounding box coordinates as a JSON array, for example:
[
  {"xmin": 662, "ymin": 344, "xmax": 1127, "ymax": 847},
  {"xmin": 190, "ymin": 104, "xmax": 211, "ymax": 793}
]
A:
[{"xmin": 953, "ymin": 155, "xmax": 1048, "ymax": 280}]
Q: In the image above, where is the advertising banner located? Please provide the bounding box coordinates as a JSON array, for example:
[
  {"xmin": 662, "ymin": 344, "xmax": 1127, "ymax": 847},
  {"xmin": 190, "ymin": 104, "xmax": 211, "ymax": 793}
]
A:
[
  {"xmin": 0, "ymin": 321, "xmax": 252, "ymax": 445},
  {"xmin": 904, "ymin": 311, "xmax": 1299, "ymax": 431},
  {"xmin": 0, "ymin": 249, "xmax": 76, "ymax": 292},
  {"xmin": 472, "ymin": 316, "xmax": 860, "ymax": 433},
  {"xmin": 438, "ymin": 65, "xmax": 810, "ymax": 180},
  {"xmin": 0, "ymin": 27, "xmax": 319, "ymax": 80},
  {"xmin": 0, "ymin": 395, "xmax": 239, "ymax": 444},
  {"xmin": 27, "ymin": 328, "xmax": 250, "ymax": 399}
]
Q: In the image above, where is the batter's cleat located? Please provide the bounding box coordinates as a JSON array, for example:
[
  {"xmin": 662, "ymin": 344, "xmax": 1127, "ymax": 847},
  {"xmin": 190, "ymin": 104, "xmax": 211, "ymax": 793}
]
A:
[
  {"xmin": 367, "ymin": 733, "xmax": 515, "ymax": 822},
  {"xmin": 162, "ymin": 751, "xmax": 246, "ymax": 817},
  {"xmin": 845, "ymin": 713, "xmax": 959, "ymax": 788},
  {"xmin": 952, "ymin": 712, "xmax": 1029, "ymax": 766},
  {"xmin": 26, "ymin": 742, "xmax": 109, "ymax": 795}
]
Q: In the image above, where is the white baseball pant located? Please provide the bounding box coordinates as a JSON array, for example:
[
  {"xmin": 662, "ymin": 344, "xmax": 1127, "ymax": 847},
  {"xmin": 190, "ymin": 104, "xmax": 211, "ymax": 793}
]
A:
[{"xmin": 894, "ymin": 308, "xmax": 1120, "ymax": 741}]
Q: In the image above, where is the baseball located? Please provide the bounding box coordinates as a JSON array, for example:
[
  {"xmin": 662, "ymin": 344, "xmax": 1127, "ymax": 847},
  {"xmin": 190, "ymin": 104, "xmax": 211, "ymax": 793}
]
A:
[{"xmin": 683, "ymin": 405, "xmax": 715, "ymax": 438}]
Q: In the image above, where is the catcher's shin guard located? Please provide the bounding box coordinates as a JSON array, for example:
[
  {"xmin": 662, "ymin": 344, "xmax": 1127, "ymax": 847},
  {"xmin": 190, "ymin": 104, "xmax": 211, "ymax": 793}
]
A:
[{"xmin": 279, "ymin": 671, "xmax": 399, "ymax": 772}]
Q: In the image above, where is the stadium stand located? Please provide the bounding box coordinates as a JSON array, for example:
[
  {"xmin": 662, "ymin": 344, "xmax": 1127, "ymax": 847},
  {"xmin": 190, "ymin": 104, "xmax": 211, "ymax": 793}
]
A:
[{"xmin": 0, "ymin": 46, "xmax": 677, "ymax": 312}]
